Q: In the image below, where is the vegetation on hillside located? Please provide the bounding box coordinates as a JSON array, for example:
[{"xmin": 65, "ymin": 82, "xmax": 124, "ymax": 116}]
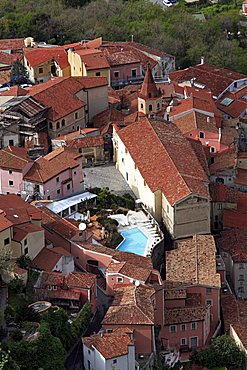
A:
[{"xmin": 1, "ymin": 0, "xmax": 247, "ymax": 73}]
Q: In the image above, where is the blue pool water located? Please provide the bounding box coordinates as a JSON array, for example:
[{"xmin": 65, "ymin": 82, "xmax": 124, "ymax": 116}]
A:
[{"xmin": 117, "ymin": 227, "xmax": 148, "ymax": 256}]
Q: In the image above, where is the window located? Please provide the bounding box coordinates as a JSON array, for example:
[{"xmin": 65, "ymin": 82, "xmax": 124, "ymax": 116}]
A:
[
  {"xmin": 157, "ymin": 102, "xmax": 160, "ymax": 110},
  {"xmin": 47, "ymin": 196, "xmax": 50, "ymax": 200},
  {"xmin": 181, "ymin": 324, "xmax": 186, "ymax": 332},
  {"xmin": 149, "ymin": 104, "xmax": 153, "ymax": 111},
  {"xmin": 140, "ymin": 103, "xmax": 144, "ymax": 109},
  {"xmin": 56, "ymin": 177, "xmax": 59, "ymax": 183},
  {"xmin": 149, "ymin": 93, "xmax": 152, "ymax": 98},
  {"xmin": 181, "ymin": 338, "xmax": 187, "ymax": 345},
  {"xmin": 9, "ymin": 139, "xmax": 14, "ymax": 146},
  {"xmin": 96, "ymin": 72, "xmax": 101, "ymax": 76},
  {"xmin": 170, "ymin": 325, "xmax": 177, "ymax": 333},
  {"xmin": 56, "ymin": 121, "xmax": 60, "ymax": 130},
  {"xmin": 61, "ymin": 119, "xmax": 65, "ymax": 127},
  {"xmin": 167, "ymin": 205, "xmax": 169, "ymax": 213},
  {"xmin": 88, "ymin": 349, "xmax": 90, "ymax": 355},
  {"xmin": 191, "ymin": 322, "xmax": 197, "ymax": 330},
  {"xmin": 206, "ymin": 299, "xmax": 212, "ymax": 306},
  {"xmin": 238, "ymin": 287, "xmax": 244, "ymax": 293},
  {"xmin": 75, "ymin": 112, "xmax": 78, "ymax": 119},
  {"xmin": 117, "ymin": 277, "xmax": 123, "ymax": 283},
  {"xmin": 206, "ymin": 287, "xmax": 212, "ymax": 294},
  {"xmin": 67, "ymin": 184, "xmax": 71, "ymax": 190},
  {"xmin": 9, "ymin": 180, "xmax": 14, "ymax": 187},
  {"xmin": 210, "ymin": 146, "xmax": 216, "ymax": 153},
  {"xmin": 126, "ymin": 172, "xmax": 128, "ymax": 181},
  {"xmin": 9, "ymin": 170, "xmax": 12, "ymax": 175},
  {"xmin": 57, "ymin": 189, "xmax": 60, "ymax": 194},
  {"xmin": 49, "ymin": 122, "xmax": 52, "ymax": 130},
  {"xmin": 239, "ymin": 274, "xmax": 244, "ymax": 281},
  {"xmin": 39, "ymin": 67, "xmax": 43, "ymax": 74},
  {"xmin": 131, "ymin": 69, "xmax": 137, "ymax": 78},
  {"xmin": 4, "ymin": 238, "xmax": 10, "ymax": 246},
  {"xmin": 217, "ymin": 203, "xmax": 222, "ymax": 210},
  {"xmin": 24, "ymin": 247, "xmax": 28, "ymax": 255},
  {"xmin": 87, "ymin": 360, "xmax": 91, "ymax": 370},
  {"xmin": 239, "ymin": 263, "xmax": 245, "ymax": 269},
  {"xmin": 106, "ymin": 329, "xmax": 113, "ymax": 333},
  {"xmin": 24, "ymin": 239, "xmax": 27, "ymax": 246},
  {"xmin": 112, "ymin": 359, "xmax": 117, "ymax": 364},
  {"xmin": 199, "ymin": 131, "xmax": 204, "ymax": 138},
  {"xmin": 114, "ymin": 71, "xmax": 119, "ymax": 78},
  {"xmin": 74, "ymin": 171, "xmax": 77, "ymax": 175}
]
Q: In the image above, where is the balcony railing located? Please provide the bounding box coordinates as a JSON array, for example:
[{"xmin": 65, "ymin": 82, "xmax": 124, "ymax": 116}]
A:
[{"xmin": 111, "ymin": 74, "xmax": 169, "ymax": 88}]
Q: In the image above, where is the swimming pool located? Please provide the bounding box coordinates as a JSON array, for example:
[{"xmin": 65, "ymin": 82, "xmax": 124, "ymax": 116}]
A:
[{"xmin": 117, "ymin": 227, "xmax": 148, "ymax": 256}]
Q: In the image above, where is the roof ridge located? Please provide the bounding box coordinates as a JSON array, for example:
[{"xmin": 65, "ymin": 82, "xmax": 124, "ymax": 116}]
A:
[{"xmin": 148, "ymin": 121, "xmax": 192, "ymax": 197}]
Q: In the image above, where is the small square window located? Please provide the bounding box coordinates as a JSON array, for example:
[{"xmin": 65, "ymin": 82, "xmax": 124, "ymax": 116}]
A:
[
  {"xmin": 9, "ymin": 140, "xmax": 14, "ymax": 146},
  {"xmin": 67, "ymin": 184, "xmax": 71, "ymax": 190},
  {"xmin": 56, "ymin": 177, "xmax": 59, "ymax": 182},
  {"xmin": 199, "ymin": 131, "xmax": 204, "ymax": 139},
  {"xmin": 113, "ymin": 359, "xmax": 117, "ymax": 364},
  {"xmin": 181, "ymin": 338, "xmax": 187, "ymax": 345},
  {"xmin": 191, "ymin": 322, "xmax": 197, "ymax": 330},
  {"xmin": 117, "ymin": 277, "xmax": 123, "ymax": 283},
  {"xmin": 170, "ymin": 325, "xmax": 177, "ymax": 333},
  {"xmin": 95, "ymin": 72, "xmax": 101, "ymax": 76},
  {"xmin": 4, "ymin": 238, "xmax": 10, "ymax": 246},
  {"xmin": 206, "ymin": 287, "xmax": 212, "ymax": 294},
  {"xmin": 24, "ymin": 239, "xmax": 27, "ymax": 246},
  {"xmin": 206, "ymin": 299, "xmax": 212, "ymax": 306},
  {"xmin": 9, "ymin": 170, "xmax": 12, "ymax": 175},
  {"xmin": 114, "ymin": 71, "xmax": 119, "ymax": 78},
  {"xmin": 181, "ymin": 324, "xmax": 186, "ymax": 332},
  {"xmin": 9, "ymin": 180, "xmax": 14, "ymax": 187},
  {"xmin": 57, "ymin": 189, "xmax": 60, "ymax": 194},
  {"xmin": 39, "ymin": 67, "xmax": 43, "ymax": 74},
  {"xmin": 24, "ymin": 247, "xmax": 28, "ymax": 255},
  {"xmin": 74, "ymin": 171, "xmax": 77, "ymax": 175}
]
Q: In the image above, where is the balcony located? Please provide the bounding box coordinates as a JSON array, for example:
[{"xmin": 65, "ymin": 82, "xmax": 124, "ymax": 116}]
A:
[{"xmin": 111, "ymin": 74, "xmax": 144, "ymax": 88}]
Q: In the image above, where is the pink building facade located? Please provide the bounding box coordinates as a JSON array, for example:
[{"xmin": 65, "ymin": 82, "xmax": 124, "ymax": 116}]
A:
[
  {"xmin": 184, "ymin": 129, "xmax": 228, "ymax": 154},
  {"xmin": 110, "ymin": 62, "xmax": 142, "ymax": 87}
]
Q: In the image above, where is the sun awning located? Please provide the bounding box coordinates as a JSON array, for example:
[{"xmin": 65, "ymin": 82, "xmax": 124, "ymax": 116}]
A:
[{"xmin": 45, "ymin": 191, "xmax": 97, "ymax": 214}]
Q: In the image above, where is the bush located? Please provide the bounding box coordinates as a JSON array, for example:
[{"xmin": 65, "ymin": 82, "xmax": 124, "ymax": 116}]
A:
[{"xmin": 10, "ymin": 329, "xmax": 23, "ymax": 341}]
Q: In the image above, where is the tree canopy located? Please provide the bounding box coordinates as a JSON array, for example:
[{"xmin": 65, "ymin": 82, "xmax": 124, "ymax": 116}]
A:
[
  {"xmin": 1, "ymin": 0, "xmax": 247, "ymax": 73},
  {"xmin": 190, "ymin": 335, "xmax": 245, "ymax": 369}
]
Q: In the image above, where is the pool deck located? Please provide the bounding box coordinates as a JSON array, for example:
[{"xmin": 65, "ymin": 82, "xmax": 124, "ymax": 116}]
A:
[{"xmin": 109, "ymin": 210, "xmax": 163, "ymax": 257}]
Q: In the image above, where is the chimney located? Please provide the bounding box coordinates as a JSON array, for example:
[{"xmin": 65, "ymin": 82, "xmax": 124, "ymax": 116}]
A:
[
  {"xmin": 218, "ymin": 127, "xmax": 222, "ymax": 142},
  {"xmin": 200, "ymin": 56, "xmax": 205, "ymax": 65}
]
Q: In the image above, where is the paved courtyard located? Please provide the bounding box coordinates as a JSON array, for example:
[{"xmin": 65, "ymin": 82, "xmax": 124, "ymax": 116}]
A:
[{"xmin": 84, "ymin": 163, "xmax": 134, "ymax": 197}]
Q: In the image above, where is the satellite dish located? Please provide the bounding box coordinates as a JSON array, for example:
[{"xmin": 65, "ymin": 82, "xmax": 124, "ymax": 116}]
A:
[
  {"xmin": 135, "ymin": 280, "xmax": 140, "ymax": 287},
  {"xmin": 79, "ymin": 222, "xmax": 86, "ymax": 231}
]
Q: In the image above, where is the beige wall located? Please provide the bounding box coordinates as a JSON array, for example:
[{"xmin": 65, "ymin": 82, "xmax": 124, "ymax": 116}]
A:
[
  {"xmin": 48, "ymin": 107, "xmax": 86, "ymax": 139},
  {"xmin": 138, "ymin": 96, "xmax": 162, "ymax": 115},
  {"xmin": 0, "ymin": 228, "xmax": 12, "ymax": 249},
  {"xmin": 173, "ymin": 196, "xmax": 210, "ymax": 239},
  {"xmin": 12, "ymin": 230, "xmax": 45, "ymax": 260},
  {"xmin": 76, "ymin": 85, "xmax": 108, "ymax": 122}
]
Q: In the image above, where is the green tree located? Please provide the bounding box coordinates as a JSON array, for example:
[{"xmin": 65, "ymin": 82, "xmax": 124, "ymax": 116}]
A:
[
  {"xmin": 71, "ymin": 302, "xmax": 92, "ymax": 339},
  {"xmin": 190, "ymin": 335, "xmax": 245, "ymax": 369},
  {"xmin": 11, "ymin": 60, "xmax": 29, "ymax": 85}
]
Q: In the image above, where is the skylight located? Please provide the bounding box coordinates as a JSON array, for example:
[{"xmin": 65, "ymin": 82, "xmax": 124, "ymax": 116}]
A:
[{"xmin": 220, "ymin": 97, "xmax": 234, "ymax": 106}]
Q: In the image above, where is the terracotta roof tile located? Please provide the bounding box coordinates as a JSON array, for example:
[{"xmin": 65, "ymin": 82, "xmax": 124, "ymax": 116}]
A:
[
  {"xmin": 164, "ymin": 305, "xmax": 208, "ymax": 325},
  {"xmin": 75, "ymin": 49, "xmax": 109, "ymax": 70},
  {"xmin": 37, "ymin": 270, "xmax": 96, "ymax": 289},
  {"xmin": 83, "ymin": 331, "xmax": 133, "ymax": 359},
  {"xmin": 173, "ymin": 111, "xmax": 218, "ymax": 134},
  {"xmin": 0, "ymin": 146, "xmax": 31, "ymax": 171},
  {"xmin": 209, "ymin": 182, "xmax": 238, "ymax": 203},
  {"xmin": 13, "ymin": 223, "xmax": 43, "ymax": 242},
  {"xmin": 31, "ymin": 246, "xmax": 72, "ymax": 271},
  {"xmin": 66, "ymin": 135, "xmax": 104, "ymax": 149},
  {"xmin": 117, "ymin": 118, "xmax": 209, "ymax": 205},
  {"xmin": 0, "ymin": 39, "xmax": 24, "ymax": 51},
  {"xmin": 106, "ymin": 50, "xmax": 140, "ymax": 66},
  {"xmin": 0, "ymin": 211, "xmax": 13, "ymax": 232},
  {"xmin": 218, "ymin": 228, "xmax": 247, "ymax": 262},
  {"xmin": 0, "ymin": 194, "xmax": 41, "ymax": 224},
  {"xmin": 24, "ymin": 48, "xmax": 69, "ymax": 69},
  {"xmin": 166, "ymin": 235, "xmax": 221, "ymax": 287},
  {"xmin": 0, "ymin": 51, "xmax": 19, "ymax": 66},
  {"xmin": 102, "ymin": 284, "xmax": 155, "ymax": 325},
  {"xmin": 209, "ymin": 145, "xmax": 237, "ymax": 175},
  {"xmin": 24, "ymin": 147, "xmax": 81, "ymax": 183},
  {"xmin": 169, "ymin": 63, "xmax": 246, "ymax": 97}
]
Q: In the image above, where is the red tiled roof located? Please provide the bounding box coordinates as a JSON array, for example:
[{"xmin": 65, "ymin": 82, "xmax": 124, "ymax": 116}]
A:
[
  {"xmin": 0, "ymin": 194, "xmax": 41, "ymax": 224},
  {"xmin": 26, "ymin": 76, "xmax": 107, "ymax": 121},
  {"xmin": 188, "ymin": 138, "xmax": 209, "ymax": 176},
  {"xmin": 234, "ymin": 168, "xmax": 247, "ymax": 186},
  {"xmin": 0, "ymin": 68, "xmax": 11, "ymax": 85},
  {"xmin": 102, "ymin": 284, "xmax": 155, "ymax": 325},
  {"xmin": 83, "ymin": 332, "xmax": 133, "ymax": 360},
  {"xmin": 0, "ymin": 146, "xmax": 31, "ymax": 171},
  {"xmin": 223, "ymin": 192, "xmax": 247, "ymax": 230},
  {"xmin": 24, "ymin": 48, "xmax": 69, "ymax": 69},
  {"xmin": 75, "ymin": 49, "xmax": 109, "ymax": 70},
  {"xmin": 164, "ymin": 305, "xmax": 208, "ymax": 325},
  {"xmin": 0, "ymin": 211, "xmax": 13, "ymax": 232},
  {"xmin": 170, "ymin": 96, "xmax": 222, "ymax": 120},
  {"xmin": 40, "ymin": 205, "xmax": 80, "ymax": 239},
  {"xmin": 0, "ymin": 51, "xmax": 18, "ymax": 66},
  {"xmin": 106, "ymin": 50, "xmax": 140, "ymax": 66},
  {"xmin": 209, "ymin": 182, "xmax": 238, "ymax": 203},
  {"xmin": 24, "ymin": 147, "xmax": 81, "ymax": 183},
  {"xmin": 209, "ymin": 145, "xmax": 237, "ymax": 175},
  {"xmin": 139, "ymin": 64, "xmax": 161, "ymax": 99},
  {"xmin": 0, "ymin": 85, "xmax": 28, "ymax": 96},
  {"xmin": 117, "ymin": 118, "xmax": 209, "ymax": 205},
  {"xmin": 216, "ymin": 92, "xmax": 247, "ymax": 118},
  {"xmin": 92, "ymin": 107, "xmax": 124, "ymax": 130},
  {"xmin": 166, "ymin": 235, "xmax": 221, "ymax": 287},
  {"xmin": 169, "ymin": 63, "xmax": 246, "ymax": 97},
  {"xmin": 218, "ymin": 228, "xmax": 247, "ymax": 262},
  {"xmin": 173, "ymin": 111, "xmax": 218, "ymax": 134},
  {"xmin": 66, "ymin": 135, "xmax": 104, "ymax": 149},
  {"xmin": 31, "ymin": 247, "xmax": 72, "ymax": 271},
  {"xmin": 38, "ymin": 270, "xmax": 96, "ymax": 289},
  {"xmin": 0, "ymin": 39, "xmax": 24, "ymax": 51},
  {"xmin": 13, "ymin": 223, "xmax": 43, "ymax": 242}
]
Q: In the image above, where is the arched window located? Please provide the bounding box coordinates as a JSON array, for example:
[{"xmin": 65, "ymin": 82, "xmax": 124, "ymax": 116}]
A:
[
  {"xmin": 56, "ymin": 121, "xmax": 60, "ymax": 130},
  {"xmin": 149, "ymin": 104, "xmax": 153, "ymax": 111},
  {"xmin": 61, "ymin": 119, "xmax": 65, "ymax": 127},
  {"xmin": 157, "ymin": 103, "xmax": 160, "ymax": 109}
]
